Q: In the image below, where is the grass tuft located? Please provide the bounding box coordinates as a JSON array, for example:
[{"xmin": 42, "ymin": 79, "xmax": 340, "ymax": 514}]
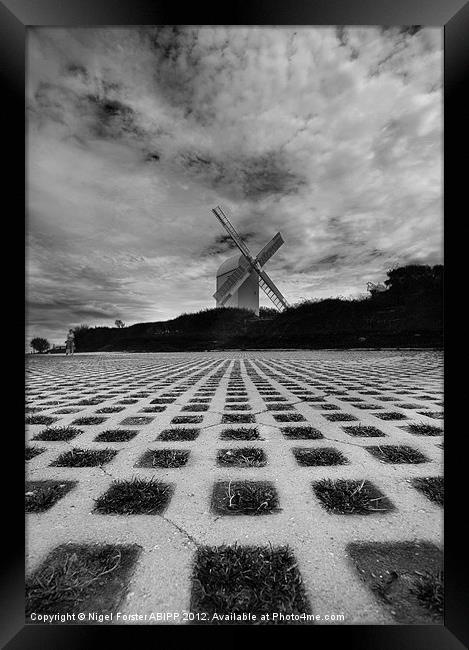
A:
[
  {"xmin": 412, "ymin": 477, "xmax": 444, "ymax": 505},
  {"xmin": 25, "ymin": 480, "xmax": 76, "ymax": 513},
  {"xmin": 220, "ymin": 428, "xmax": 261, "ymax": 441},
  {"xmin": 293, "ymin": 447, "xmax": 347, "ymax": 466},
  {"xmin": 94, "ymin": 429, "xmax": 138, "ymax": 442},
  {"xmin": 405, "ymin": 423, "xmax": 443, "ymax": 436},
  {"xmin": 281, "ymin": 426, "xmax": 323, "ymax": 440},
  {"xmin": 343, "ymin": 425, "xmax": 385, "ymax": 437},
  {"xmin": 51, "ymin": 448, "xmax": 118, "ymax": 467},
  {"xmin": 211, "ymin": 481, "xmax": 280, "ymax": 516},
  {"xmin": 33, "ymin": 426, "xmax": 83, "ymax": 442},
  {"xmin": 136, "ymin": 449, "xmax": 190, "ymax": 468},
  {"xmin": 158, "ymin": 428, "xmax": 200, "ymax": 441},
  {"xmin": 94, "ymin": 478, "xmax": 173, "ymax": 515},
  {"xmin": 217, "ymin": 448, "xmax": 266, "ymax": 467},
  {"xmin": 313, "ymin": 478, "xmax": 394, "ymax": 515},
  {"xmin": 366, "ymin": 445, "xmax": 427, "ymax": 464}
]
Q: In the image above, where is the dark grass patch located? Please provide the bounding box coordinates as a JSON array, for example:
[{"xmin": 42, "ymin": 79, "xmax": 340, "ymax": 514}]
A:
[
  {"xmin": 96, "ymin": 406, "xmax": 125, "ymax": 414},
  {"xmin": 366, "ymin": 445, "xmax": 428, "ymax": 464},
  {"xmin": 211, "ymin": 481, "xmax": 280, "ymax": 516},
  {"xmin": 303, "ymin": 397, "xmax": 325, "ymax": 403},
  {"xmin": 224, "ymin": 404, "xmax": 252, "ymax": 411},
  {"xmin": 77, "ymin": 399, "xmax": 104, "ymax": 406},
  {"xmin": 317, "ymin": 404, "xmax": 340, "ymax": 411},
  {"xmin": 222, "ymin": 413, "xmax": 256, "ymax": 424},
  {"xmin": 323, "ymin": 413, "xmax": 358, "ymax": 422},
  {"xmin": 220, "ymin": 428, "xmax": 261, "ymax": 441},
  {"xmin": 182, "ymin": 404, "xmax": 209, "ymax": 412},
  {"xmin": 349, "ymin": 403, "xmax": 384, "ymax": 410},
  {"xmin": 376, "ymin": 397, "xmax": 395, "ymax": 402},
  {"xmin": 412, "ymin": 477, "xmax": 444, "ymax": 506},
  {"xmin": 94, "ymin": 429, "xmax": 138, "ymax": 442},
  {"xmin": 25, "ymin": 480, "xmax": 77, "ymax": 513},
  {"xmin": 171, "ymin": 415, "xmax": 203, "ymax": 424},
  {"xmin": 293, "ymin": 447, "xmax": 347, "ymax": 466},
  {"xmin": 397, "ymin": 403, "xmax": 422, "ymax": 409},
  {"xmin": 417, "ymin": 411, "xmax": 444, "ymax": 420},
  {"xmin": 139, "ymin": 406, "xmax": 166, "ymax": 413},
  {"xmin": 190, "ymin": 398, "xmax": 211, "ymax": 403},
  {"xmin": 313, "ymin": 479, "xmax": 394, "ymax": 515},
  {"xmin": 120, "ymin": 416, "xmax": 154, "ymax": 426},
  {"xmin": 25, "ymin": 447, "xmax": 46, "ymax": 461},
  {"xmin": 281, "ymin": 426, "xmax": 324, "ymax": 440},
  {"xmin": 26, "ymin": 415, "xmax": 58, "ymax": 426},
  {"xmin": 217, "ymin": 448, "xmax": 266, "ymax": 467},
  {"xmin": 72, "ymin": 416, "xmax": 108, "ymax": 426},
  {"xmin": 26, "ymin": 543, "xmax": 141, "ymax": 620},
  {"xmin": 117, "ymin": 399, "xmax": 139, "ymax": 405},
  {"xmin": 150, "ymin": 398, "xmax": 176, "ymax": 404},
  {"xmin": 190, "ymin": 544, "xmax": 311, "ymax": 623},
  {"xmin": 343, "ymin": 425, "xmax": 385, "ymax": 438},
  {"xmin": 266, "ymin": 403, "xmax": 294, "ymax": 411},
  {"xmin": 374, "ymin": 412, "xmax": 408, "ymax": 421},
  {"xmin": 33, "ymin": 426, "xmax": 83, "ymax": 442},
  {"xmin": 136, "ymin": 449, "xmax": 190, "ymax": 468},
  {"xmin": 347, "ymin": 541, "xmax": 443, "ymax": 623},
  {"xmin": 51, "ymin": 448, "xmax": 118, "ymax": 467},
  {"xmin": 158, "ymin": 428, "xmax": 200, "ymax": 441},
  {"xmin": 94, "ymin": 478, "xmax": 173, "ymax": 515},
  {"xmin": 273, "ymin": 413, "xmax": 305, "ymax": 422},
  {"xmin": 340, "ymin": 397, "xmax": 363, "ymax": 402}
]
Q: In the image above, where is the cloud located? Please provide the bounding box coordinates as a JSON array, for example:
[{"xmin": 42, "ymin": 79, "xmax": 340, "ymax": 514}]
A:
[{"xmin": 26, "ymin": 26, "xmax": 442, "ymax": 343}]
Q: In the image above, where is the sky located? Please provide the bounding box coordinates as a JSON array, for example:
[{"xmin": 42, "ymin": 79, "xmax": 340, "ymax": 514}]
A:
[{"xmin": 27, "ymin": 26, "xmax": 443, "ymax": 345}]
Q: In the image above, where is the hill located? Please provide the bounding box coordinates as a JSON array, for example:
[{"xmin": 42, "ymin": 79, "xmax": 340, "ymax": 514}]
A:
[{"xmin": 73, "ymin": 264, "xmax": 443, "ymax": 352}]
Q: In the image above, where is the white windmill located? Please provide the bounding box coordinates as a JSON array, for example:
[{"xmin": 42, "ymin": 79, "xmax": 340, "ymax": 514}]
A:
[{"xmin": 212, "ymin": 205, "xmax": 289, "ymax": 316}]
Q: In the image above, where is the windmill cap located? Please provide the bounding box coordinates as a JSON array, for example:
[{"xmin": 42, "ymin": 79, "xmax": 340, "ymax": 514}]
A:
[{"xmin": 216, "ymin": 253, "xmax": 250, "ymax": 277}]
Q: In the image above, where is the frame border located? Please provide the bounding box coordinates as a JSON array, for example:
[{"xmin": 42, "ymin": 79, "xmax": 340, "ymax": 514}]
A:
[{"xmin": 4, "ymin": 0, "xmax": 466, "ymax": 647}]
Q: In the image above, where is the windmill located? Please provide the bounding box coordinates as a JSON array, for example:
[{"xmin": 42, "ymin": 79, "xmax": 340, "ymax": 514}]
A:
[{"xmin": 212, "ymin": 205, "xmax": 289, "ymax": 316}]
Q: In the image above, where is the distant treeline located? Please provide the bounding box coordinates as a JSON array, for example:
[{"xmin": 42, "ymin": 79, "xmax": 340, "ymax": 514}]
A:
[{"xmin": 74, "ymin": 265, "xmax": 443, "ymax": 352}]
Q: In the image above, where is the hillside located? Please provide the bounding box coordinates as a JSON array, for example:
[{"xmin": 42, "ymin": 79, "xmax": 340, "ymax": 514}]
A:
[{"xmin": 73, "ymin": 265, "xmax": 443, "ymax": 352}]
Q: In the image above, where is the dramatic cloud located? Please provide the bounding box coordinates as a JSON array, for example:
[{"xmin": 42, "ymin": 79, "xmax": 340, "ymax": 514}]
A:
[{"xmin": 26, "ymin": 26, "xmax": 443, "ymax": 343}]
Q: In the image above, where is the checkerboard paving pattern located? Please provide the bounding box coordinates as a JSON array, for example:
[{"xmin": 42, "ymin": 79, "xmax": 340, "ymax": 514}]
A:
[{"xmin": 26, "ymin": 350, "xmax": 443, "ymax": 624}]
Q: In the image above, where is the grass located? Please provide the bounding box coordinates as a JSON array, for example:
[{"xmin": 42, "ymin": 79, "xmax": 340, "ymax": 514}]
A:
[
  {"xmin": 72, "ymin": 416, "xmax": 108, "ymax": 425},
  {"xmin": 94, "ymin": 429, "xmax": 138, "ymax": 442},
  {"xmin": 263, "ymin": 396, "xmax": 287, "ymax": 402},
  {"xmin": 136, "ymin": 449, "xmax": 190, "ymax": 468},
  {"xmin": 171, "ymin": 415, "xmax": 203, "ymax": 424},
  {"xmin": 323, "ymin": 413, "xmax": 358, "ymax": 422},
  {"xmin": 293, "ymin": 448, "xmax": 347, "ymax": 466},
  {"xmin": 317, "ymin": 404, "xmax": 340, "ymax": 411},
  {"xmin": 25, "ymin": 480, "xmax": 77, "ymax": 513},
  {"xmin": 96, "ymin": 406, "xmax": 125, "ymax": 414},
  {"xmin": 33, "ymin": 426, "xmax": 83, "ymax": 442},
  {"xmin": 349, "ymin": 403, "xmax": 383, "ymax": 410},
  {"xmin": 139, "ymin": 406, "xmax": 166, "ymax": 413},
  {"xmin": 397, "ymin": 403, "xmax": 422, "ymax": 409},
  {"xmin": 220, "ymin": 428, "xmax": 261, "ymax": 441},
  {"xmin": 273, "ymin": 413, "xmax": 305, "ymax": 422},
  {"xmin": 150, "ymin": 398, "xmax": 176, "ymax": 404},
  {"xmin": 211, "ymin": 481, "xmax": 280, "ymax": 516},
  {"xmin": 343, "ymin": 425, "xmax": 385, "ymax": 437},
  {"xmin": 217, "ymin": 448, "xmax": 266, "ymax": 467},
  {"xmin": 117, "ymin": 399, "xmax": 138, "ymax": 404},
  {"xmin": 51, "ymin": 448, "xmax": 118, "ymax": 467},
  {"xmin": 405, "ymin": 423, "xmax": 443, "ymax": 436},
  {"xmin": 77, "ymin": 399, "xmax": 104, "ymax": 406},
  {"xmin": 313, "ymin": 479, "xmax": 394, "ymax": 515},
  {"xmin": 224, "ymin": 404, "xmax": 252, "ymax": 411},
  {"xmin": 190, "ymin": 544, "xmax": 311, "ymax": 622},
  {"xmin": 94, "ymin": 478, "xmax": 173, "ymax": 515},
  {"xmin": 120, "ymin": 416, "xmax": 154, "ymax": 426},
  {"xmin": 25, "ymin": 447, "xmax": 45, "ymax": 461},
  {"xmin": 26, "ymin": 543, "xmax": 141, "ymax": 619},
  {"xmin": 374, "ymin": 412, "xmax": 408, "ymax": 421},
  {"xmin": 158, "ymin": 428, "xmax": 200, "ymax": 441},
  {"xmin": 182, "ymin": 404, "xmax": 209, "ymax": 412},
  {"xmin": 412, "ymin": 477, "xmax": 444, "ymax": 505},
  {"xmin": 266, "ymin": 404, "xmax": 294, "ymax": 411},
  {"xmin": 281, "ymin": 426, "xmax": 324, "ymax": 440},
  {"xmin": 222, "ymin": 413, "xmax": 256, "ymax": 424},
  {"xmin": 409, "ymin": 570, "xmax": 444, "ymax": 618},
  {"xmin": 366, "ymin": 445, "xmax": 428, "ymax": 464},
  {"xmin": 26, "ymin": 415, "xmax": 58, "ymax": 426},
  {"xmin": 53, "ymin": 408, "xmax": 83, "ymax": 414}
]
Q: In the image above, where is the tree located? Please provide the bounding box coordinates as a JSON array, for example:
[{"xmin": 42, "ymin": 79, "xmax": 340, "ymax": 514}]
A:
[
  {"xmin": 30, "ymin": 337, "xmax": 50, "ymax": 354},
  {"xmin": 115, "ymin": 319, "xmax": 125, "ymax": 328}
]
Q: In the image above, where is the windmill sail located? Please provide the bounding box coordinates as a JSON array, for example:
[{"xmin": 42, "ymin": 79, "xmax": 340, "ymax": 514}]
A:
[
  {"xmin": 255, "ymin": 232, "xmax": 284, "ymax": 268},
  {"xmin": 258, "ymin": 270, "xmax": 289, "ymax": 311}
]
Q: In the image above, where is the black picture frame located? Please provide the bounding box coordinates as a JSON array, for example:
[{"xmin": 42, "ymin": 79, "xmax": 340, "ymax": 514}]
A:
[{"xmin": 3, "ymin": 0, "xmax": 466, "ymax": 647}]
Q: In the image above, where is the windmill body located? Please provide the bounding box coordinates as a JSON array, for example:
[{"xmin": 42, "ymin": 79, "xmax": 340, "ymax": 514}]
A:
[
  {"xmin": 216, "ymin": 253, "xmax": 259, "ymax": 314},
  {"xmin": 212, "ymin": 205, "xmax": 289, "ymax": 315}
]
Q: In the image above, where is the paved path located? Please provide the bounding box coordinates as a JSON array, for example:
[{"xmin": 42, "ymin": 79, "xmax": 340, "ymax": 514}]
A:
[{"xmin": 25, "ymin": 350, "xmax": 443, "ymax": 624}]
